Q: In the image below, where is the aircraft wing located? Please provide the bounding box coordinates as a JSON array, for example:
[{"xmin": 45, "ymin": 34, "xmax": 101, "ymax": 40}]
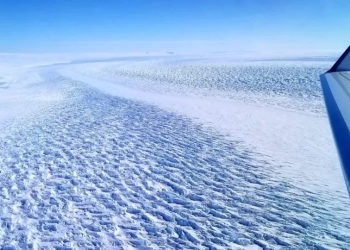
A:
[{"xmin": 320, "ymin": 46, "xmax": 350, "ymax": 195}]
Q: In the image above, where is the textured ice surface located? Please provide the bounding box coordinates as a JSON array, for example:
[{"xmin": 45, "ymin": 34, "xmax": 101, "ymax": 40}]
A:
[
  {"xmin": 70, "ymin": 58, "xmax": 330, "ymax": 114},
  {"xmin": 0, "ymin": 56, "xmax": 349, "ymax": 249},
  {"xmin": 65, "ymin": 58, "xmax": 345, "ymax": 195}
]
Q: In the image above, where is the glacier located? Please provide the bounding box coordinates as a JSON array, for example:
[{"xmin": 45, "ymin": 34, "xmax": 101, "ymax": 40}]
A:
[{"xmin": 0, "ymin": 54, "xmax": 349, "ymax": 249}]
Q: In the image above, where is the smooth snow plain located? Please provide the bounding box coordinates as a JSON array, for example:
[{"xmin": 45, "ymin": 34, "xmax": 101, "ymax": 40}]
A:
[{"xmin": 0, "ymin": 54, "xmax": 349, "ymax": 249}]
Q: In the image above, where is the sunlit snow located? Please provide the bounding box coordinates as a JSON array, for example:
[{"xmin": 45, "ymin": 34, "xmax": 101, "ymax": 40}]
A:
[{"xmin": 0, "ymin": 54, "xmax": 349, "ymax": 249}]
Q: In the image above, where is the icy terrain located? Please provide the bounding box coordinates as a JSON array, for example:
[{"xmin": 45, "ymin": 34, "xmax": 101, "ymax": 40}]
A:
[{"xmin": 0, "ymin": 55, "xmax": 349, "ymax": 249}]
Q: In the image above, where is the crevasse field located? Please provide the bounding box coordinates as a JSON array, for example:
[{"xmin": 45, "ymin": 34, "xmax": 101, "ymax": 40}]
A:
[{"xmin": 0, "ymin": 54, "xmax": 349, "ymax": 250}]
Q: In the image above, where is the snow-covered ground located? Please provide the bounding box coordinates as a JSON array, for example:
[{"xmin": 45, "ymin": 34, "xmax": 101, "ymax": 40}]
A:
[{"xmin": 0, "ymin": 55, "xmax": 349, "ymax": 249}]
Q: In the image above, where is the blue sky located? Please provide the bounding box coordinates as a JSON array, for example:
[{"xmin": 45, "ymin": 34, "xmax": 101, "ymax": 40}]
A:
[{"xmin": 0, "ymin": 0, "xmax": 349, "ymax": 55}]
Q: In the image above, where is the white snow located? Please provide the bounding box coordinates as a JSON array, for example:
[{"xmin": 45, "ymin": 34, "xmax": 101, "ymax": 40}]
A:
[
  {"xmin": 61, "ymin": 58, "xmax": 345, "ymax": 195},
  {"xmin": 0, "ymin": 54, "xmax": 349, "ymax": 249}
]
